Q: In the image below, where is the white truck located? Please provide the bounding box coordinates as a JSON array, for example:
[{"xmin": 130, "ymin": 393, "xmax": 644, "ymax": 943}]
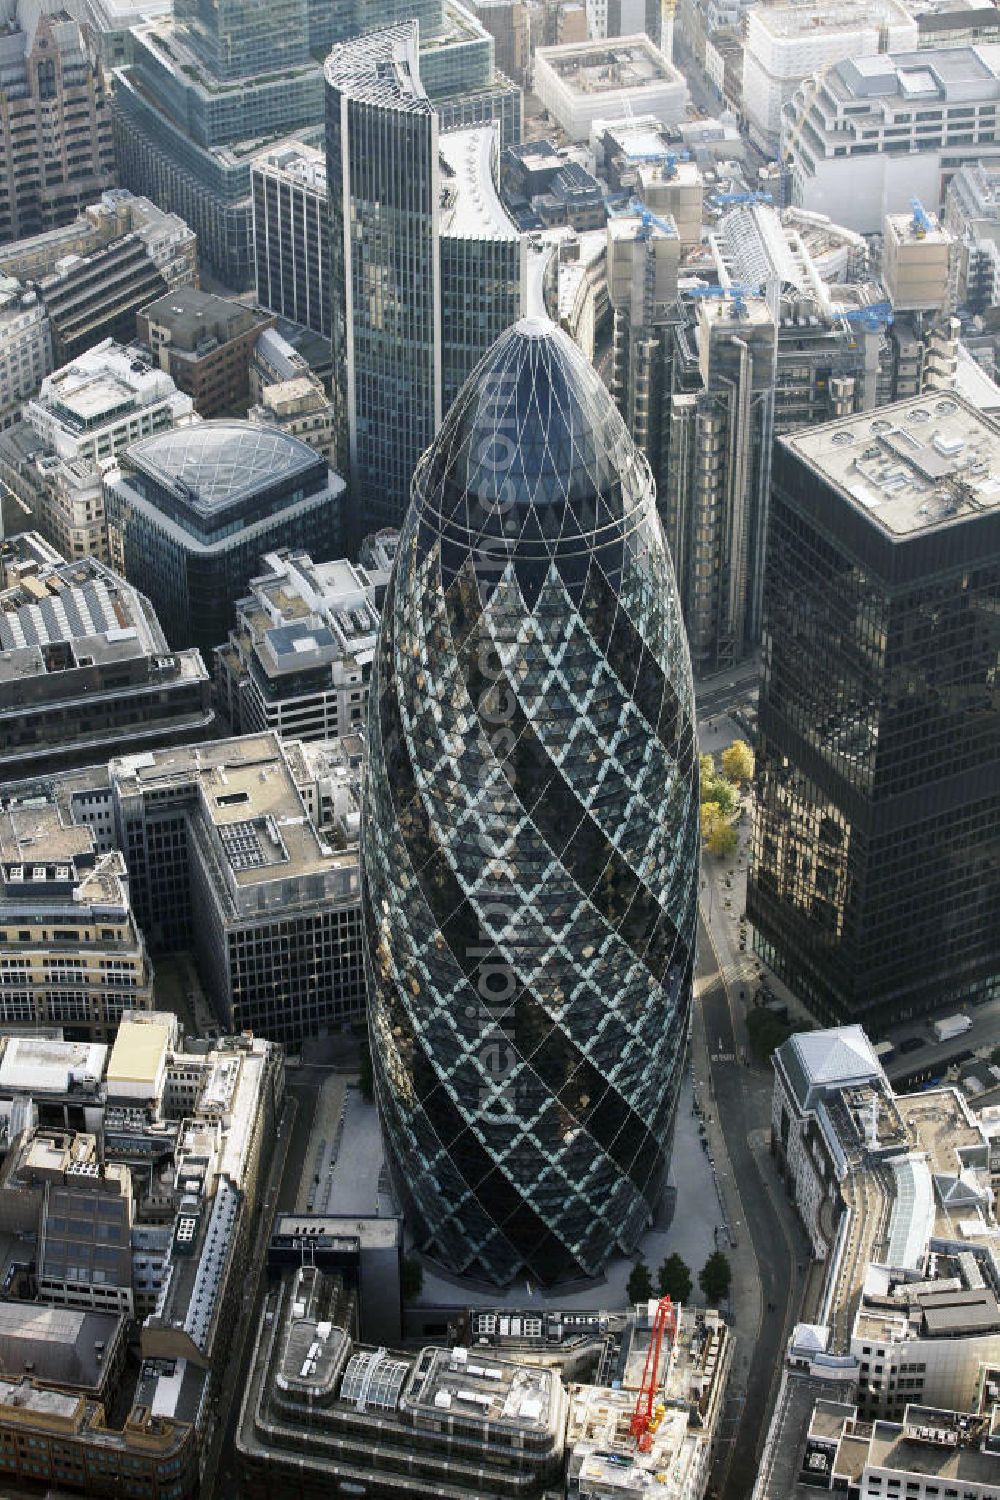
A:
[{"xmin": 932, "ymin": 1013, "xmax": 973, "ymax": 1044}]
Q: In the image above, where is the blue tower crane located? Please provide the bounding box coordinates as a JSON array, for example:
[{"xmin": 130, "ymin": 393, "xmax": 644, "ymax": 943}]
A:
[{"xmin": 910, "ymin": 197, "xmax": 933, "ymax": 237}]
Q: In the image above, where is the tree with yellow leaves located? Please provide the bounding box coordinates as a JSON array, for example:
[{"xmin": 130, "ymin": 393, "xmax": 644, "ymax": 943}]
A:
[{"xmin": 720, "ymin": 739, "xmax": 754, "ymax": 785}]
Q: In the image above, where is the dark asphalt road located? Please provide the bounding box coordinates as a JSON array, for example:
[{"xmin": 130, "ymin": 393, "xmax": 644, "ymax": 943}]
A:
[{"xmin": 697, "ymin": 916, "xmax": 806, "ymax": 1499}]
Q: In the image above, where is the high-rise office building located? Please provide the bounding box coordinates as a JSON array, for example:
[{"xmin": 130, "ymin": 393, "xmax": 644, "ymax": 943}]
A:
[
  {"xmin": 611, "ymin": 200, "xmax": 892, "ymax": 674},
  {"xmin": 252, "ymin": 144, "xmax": 331, "ymax": 340},
  {"xmin": 105, "ymin": 422, "xmax": 345, "ymax": 657},
  {"xmin": 363, "ymin": 318, "xmax": 699, "ymax": 1285},
  {"xmin": 326, "ymin": 29, "xmax": 525, "ymax": 538},
  {"xmin": 0, "ymin": 3, "xmax": 115, "ymax": 244},
  {"xmin": 747, "ymin": 394, "xmax": 1000, "ymax": 1026},
  {"xmin": 114, "ymin": 0, "xmax": 520, "ymax": 289}
]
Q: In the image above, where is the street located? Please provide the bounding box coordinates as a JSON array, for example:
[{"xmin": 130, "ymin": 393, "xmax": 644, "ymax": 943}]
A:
[{"xmin": 697, "ymin": 918, "xmax": 807, "ymax": 1498}]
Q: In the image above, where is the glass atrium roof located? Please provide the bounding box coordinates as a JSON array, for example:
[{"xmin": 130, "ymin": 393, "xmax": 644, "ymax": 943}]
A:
[{"xmin": 128, "ymin": 422, "xmax": 318, "ymax": 511}]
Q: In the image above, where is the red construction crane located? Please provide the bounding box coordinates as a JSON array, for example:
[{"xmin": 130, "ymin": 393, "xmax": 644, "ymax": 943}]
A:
[{"xmin": 629, "ymin": 1296, "xmax": 677, "ymax": 1452}]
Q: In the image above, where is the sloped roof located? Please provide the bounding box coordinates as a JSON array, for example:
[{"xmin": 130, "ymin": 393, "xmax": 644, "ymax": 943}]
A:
[{"xmin": 780, "ymin": 1025, "xmax": 882, "ymax": 1108}]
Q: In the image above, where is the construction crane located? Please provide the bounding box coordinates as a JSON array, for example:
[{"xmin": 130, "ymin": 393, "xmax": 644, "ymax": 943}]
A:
[
  {"xmin": 713, "ymin": 190, "xmax": 774, "ymax": 208},
  {"xmin": 630, "ymin": 1297, "xmax": 678, "ymax": 1453},
  {"xmin": 842, "ymin": 299, "xmax": 894, "ymax": 332},
  {"xmin": 911, "ymin": 197, "xmax": 933, "ymax": 238},
  {"xmin": 683, "ymin": 281, "xmax": 761, "ymax": 317},
  {"xmin": 624, "ymin": 197, "xmax": 677, "ymax": 240}
]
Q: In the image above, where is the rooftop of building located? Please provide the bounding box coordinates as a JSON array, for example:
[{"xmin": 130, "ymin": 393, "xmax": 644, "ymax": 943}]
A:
[
  {"xmin": 123, "ymin": 420, "xmax": 326, "ymax": 514},
  {"xmin": 535, "ymin": 34, "xmax": 683, "ymax": 94},
  {"xmin": 777, "ymin": 1026, "xmax": 885, "ymax": 1112},
  {"xmin": 0, "ymin": 1302, "xmax": 122, "ymax": 1392},
  {"xmin": 228, "ymin": 548, "xmax": 379, "ymax": 679},
  {"xmin": 0, "ymin": 547, "xmax": 170, "ymax": 682},
  {"xmin": 252, "ymin": 140, "xmax": 326, "ymax": 193},
  {"xmin": 324, "ymin": 22, "xmax": 434, "ymax": 115},
  {"xmin": 828, "ymin": 43, "xmax": 1000, "ymax": 102},
  {"xmin": 885, "ymin": 207, "xmax": 952, "ymax": 246},
  {"xmin": 439, "ymin": 125, "xmax": 519, "ymax": 241},
  {"xmin": 30, "ymin": 341, "xmax": 186, "ymax": 436},
  {"xmin": 138, "ymin": 286, "xmax": 266, "ymax": 351},
  {"xmin": 749, "ymin": 0, "xmax": 914, "ymax": 39},
  {"xmin": 781, "ymin": 393, "xmax": 1000, "ymax": 538},
  {"xmin": 106, "ymin": 1016, "xmax": 171, "ymax": 1093},
  {"xmin": 109, "ymin": 733, "xmax": 356, "ymax": 889},
  {"xmin": 0, "ymin": 1036, "xmax": 108, "ymax": 1096}
]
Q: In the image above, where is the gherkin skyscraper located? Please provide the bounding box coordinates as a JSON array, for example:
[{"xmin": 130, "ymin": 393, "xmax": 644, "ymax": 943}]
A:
[{"xmin": 363, "ymin": 318, "xmax": 699, "ymax": 1285}]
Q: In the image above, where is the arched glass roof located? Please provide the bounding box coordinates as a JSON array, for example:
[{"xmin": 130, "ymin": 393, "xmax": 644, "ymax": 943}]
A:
[{"xmin": 128, "ymin": 422, "xmax": 317, "ymax": 510}]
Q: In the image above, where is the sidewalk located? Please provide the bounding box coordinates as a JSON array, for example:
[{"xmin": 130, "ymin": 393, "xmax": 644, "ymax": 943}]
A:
[{"xmin": 690, "ymin": 978, "xmax": 763, "ymax": 1394}]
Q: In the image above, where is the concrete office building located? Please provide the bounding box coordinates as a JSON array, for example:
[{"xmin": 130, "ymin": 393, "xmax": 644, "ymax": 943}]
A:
[
  {"xmin": 0, "ymin": 2, "xmax": 115, "ymax": 245},
  {"xmin": 238, "ymin": 1263, "xmax": 568, "ymax": 1499},
  {"xmin": 106, "ymin": 735, "xmax": 363, "ymax": 1045},
  {"xmin": 585, "ymin": 0, "xmax": 663, "ymax": 43},
  {"xmin": 465, "ymin": 0, "xmax": 532, "ymax": 82},
  {"xmin": 105, "ymin": 422, "xmax": 344, "ymax": 658},
  {"xmin": 533, "ymin": 35, "xmax": 688, "ymax": 141},
  {"xmin": 5, "ymin": 735, "xmax": 366, "ymax": 1047},
  {"xmin": 748, "ymin": 395, "xmax": 1000, "ymax": 1025},
  {"xmin": 567, "ymin": 1303, "xmax": 732, "ymax": 1499},
  {"xmin": 0, "ymin": 1016, "xmax": 282, "ymax": 1500},
  {"xmin": 248, "ymin": 372, "xmax": 338, "ymax": 466},
  {"xmin": 945, "ymin": 158, "xmax": 1000, "ymax": 312},
  {"xmin": 783, "ymin": 47, "xmax": 1000, "ymax": 235},
  {"xmin": 0, "ymin": 280, "xmax": 52, "ymax": 431},
  {"xmin": 136, "ymin": 287, "xmax": 274, "ymax": 419},
  {"xmin": 16, "ymin": 339, "xmax": 196, "ymax": 562},
  {"xmin": 0, "ymin": 533, "xmax": 214, "ymax": 780},
  {"xmin": 0, "ymin": 190, "xmax": 196, "ymax": 291},
  {"xmin": 742, "ymin": 0, "xmax": 918, "ymax": 155},
  {"xmin": 612, "ymin": 201, "xmax": 891, "ymax": 675},
  {"xmin": 0, "ymin": 191, "xmax": 197, "ymax": 378},
  {"xmin": 0, "ymin": 803, "xmax": 152, "ymax": 1039},
  {"xmin": 215, "ymin": 549, "xmax": 378, "ymax": 741},
  {"xmin": 754, "ymin": 1026, "xmax": 1000, "ymax": 1499},
  {"xmin": 252, "ymin": 144, "xmax": 330, "ymax": 340},
  {"xmin": 327, "ymin": 30, "xmax": 525, "ymax": 536}
]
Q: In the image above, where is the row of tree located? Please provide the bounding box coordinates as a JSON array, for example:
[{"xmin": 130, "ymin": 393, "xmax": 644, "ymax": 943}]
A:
[
  {"xmin": 700, "ymin": 740, "xmax": 754, "ymax": 859},
  {"xmin": 627, "ymin": 1249, "xmax": 732, "ymax": 1307}
]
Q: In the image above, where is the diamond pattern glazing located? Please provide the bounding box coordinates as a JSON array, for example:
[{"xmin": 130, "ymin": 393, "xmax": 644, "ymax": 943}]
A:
[{"xmin": 363, "ymin": 319, "xmax": 699, "ymax": 1285}]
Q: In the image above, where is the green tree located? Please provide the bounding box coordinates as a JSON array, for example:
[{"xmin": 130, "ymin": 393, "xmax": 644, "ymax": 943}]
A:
[
  {"xmin": 627, "ymin": 1257, "xmax": 654, "ymax": 1305},
  {"xmin": 707, "ymin": 776, "xmax": 737, "ymax": 817},
  {"xmin": 401, "ymin": 1254, "xmax": 423, "ymax": 1302},
  {"xmin": 699, "ymin": 1250, "xmax": 732, "ymax": 1305},
  {"xmin": 721, "ymin": 739, "xmax": 755, "ymax": 785},
  {"xmin": 658, "ymin": 1252, "xmax": 692, "ymax": 1303},
  {"xmin": 700, "ymin": 800, "xmax": 724, "ymax": 842},
  {"xmin": 706, "ymin": 819, "xmax": 738, "ymax": 860},
  {"xmin": 699, "ymin": 752, "xmax": 716, "ymax": 794}
]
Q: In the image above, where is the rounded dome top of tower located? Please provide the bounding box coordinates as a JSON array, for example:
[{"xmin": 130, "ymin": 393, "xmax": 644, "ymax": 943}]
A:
[{"xmin": 411, "ymin": 318, "xmax": 656, "ymax": 599}]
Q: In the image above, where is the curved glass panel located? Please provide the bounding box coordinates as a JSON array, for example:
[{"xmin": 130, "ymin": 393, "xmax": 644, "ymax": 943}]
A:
[{"xmin": 363, "ymin": 319, "xmax": 699, "ymax": 1286}]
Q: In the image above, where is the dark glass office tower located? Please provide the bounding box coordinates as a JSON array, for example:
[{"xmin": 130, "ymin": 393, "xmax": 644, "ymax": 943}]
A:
[
  {"xmin": 748, "ymin": 394, "xmax": 1000, "ymax": 1027},
  {"xmin": 362, "ymin": 318, "xmax": 699, "ymax": 1285}
]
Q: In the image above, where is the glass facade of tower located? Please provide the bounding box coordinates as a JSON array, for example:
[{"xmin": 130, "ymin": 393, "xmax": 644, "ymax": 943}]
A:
[
  {"xmin": 326, "ymin": 26, "xmax": 440, "ymax": 540},
  {"xmin": 748, "ymin": 424, "xmax": 1000, "ymax": 1027},
  {"xmin": 363, "ymin": 320, "xmax": 699, "ymax": 1285}
]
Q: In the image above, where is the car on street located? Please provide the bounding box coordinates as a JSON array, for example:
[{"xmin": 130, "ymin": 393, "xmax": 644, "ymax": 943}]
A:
[{"xmin": 898, "ymin": 1035, "xmax": 926, "ymax": 1054}]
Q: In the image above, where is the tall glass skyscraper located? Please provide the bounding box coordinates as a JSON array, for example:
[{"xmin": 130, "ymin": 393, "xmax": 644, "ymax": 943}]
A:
[
  {"xmin": 363, "ymin": 318, "xmax": 699, "ymax": 1285},
  {"xmin": 114, "ymin": 0, "xmax": 519, "ymax": 289},
  {"xmin": 326, "ymin": 26, "xmax": 524, "ymax": 540}
]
